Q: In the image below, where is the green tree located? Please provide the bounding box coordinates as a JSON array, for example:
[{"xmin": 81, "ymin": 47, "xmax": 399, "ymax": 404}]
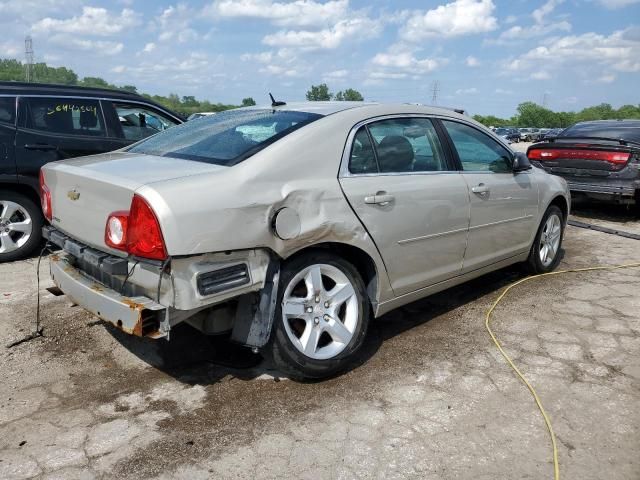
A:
[
  {"xmin": 241, "ymin": 97, "xmax": 256, "ymax": 106},
  {"xmin": 80, "ymin": 76, "xmax": 112, "ymax": 89},
  {"xmin": 121, "ymin": 85, "xmax": 137, "ymax": 93},
  {"xmin": 335, "ymin": 88, "xmax": 364, "ymax": 101},
  {"xmin": 306, "ymin": 83, "xmax": 332, "ymax": 101}
]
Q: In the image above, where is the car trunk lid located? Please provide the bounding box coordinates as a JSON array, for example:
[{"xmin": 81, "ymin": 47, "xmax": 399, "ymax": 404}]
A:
[{"xmin": 41, "ymin": 152, "xmax": 225, "ymax": 254}]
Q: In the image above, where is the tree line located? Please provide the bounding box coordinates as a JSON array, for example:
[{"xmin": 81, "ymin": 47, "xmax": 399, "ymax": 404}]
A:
[{"xmin": 473, "ymin": 101, "xmax": 640, "ymax": 129}]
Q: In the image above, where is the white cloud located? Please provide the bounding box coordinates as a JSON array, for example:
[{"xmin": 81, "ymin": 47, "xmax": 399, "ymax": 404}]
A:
[
  {"xmin": 596, "ymin": 0, "xmax": 640, "ymax": 8},
  {"xmin": 0, "ymin": 41, "xmax": 21, "ymax": 57},
  {"xmin": 465, "ymin": 55, "xmax": 480, "ymax": 67},
  {"xmin": 532, "ymin": 0, "xmax": 563, "ymax": 24},
  {"xmin": 497, "ymin": 21, "xmax": 571, "ymax": 41},
  {"xmin": 111, "ymin": 65, "xmax": 126, "ymax": 73},
  {"xmin": 32, "ymin": 7, "xmax": 140, "ymax": 36},
  {"xmin": 48, "ymin": 34, "xmax": 124, "ymax": 55},
  {"xmin": 495, "ymin": 88, "xmax": 513, "ymax": 94},
  {"xmin": 505, "ymin": 28, "xmax": 640, "ymax": 74},
  {"xmin": 154, "ymin": 5, "xmax": 198, "ymax": 43},
  {"xmin": 369, "ymin": 72, "xmax": 408, "ymax": 79},
  {"xmin": 142, "ymin": 43, "xmax": 156, "ymax": 53},
  {"xmin": 262, "ymin": 17, "xmax": 381, "ymax": 49},
  {"xmin": 455, "ymin": 87, "xmax": 478, "ymax": 94},
  {"xmin": 205, "ymin": 0, "xmax": 348, "ymax": 27},
  {"xmin": 504, "ymin": 15, "xmax": 518, "ymax": 24},
  {"xmin": 596, "ymin": 73, "xmax": 616, "ymax": 83},
  {"xmin": 401, "ymin": 0, "xmax": 498, "ymax": 41},
  {"xmin": 372, "ymin": 51, "xmax": 440, "ymax": 74},
  {"xmin": 324, "ymin": 69, "xmax": 349, "ymax": 78},
  {"xmin": 531, "ymin": 71, "xmax": 551, "ymax": 80}
]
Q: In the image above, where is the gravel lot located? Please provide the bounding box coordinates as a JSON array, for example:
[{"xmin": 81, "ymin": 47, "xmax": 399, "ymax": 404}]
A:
[{"xmin": 1, "ymin": 190, "xmax": 639, "ymax": 479}]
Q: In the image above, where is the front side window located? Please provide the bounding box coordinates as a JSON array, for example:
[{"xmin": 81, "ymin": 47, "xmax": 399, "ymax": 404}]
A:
[
  {"xmin": 127, "ymin": 109, "xmax": 322, "ymax": 166},
  {"xmin": 0, "ymin": 97, "xmax": 16, "ymax": 125},
  {"xmin": 25, "ymin": 97, "xmax": 105, "ymax": 136},
  {"xmin": 114, "ymin": 103, "xmax": 179, "ymax": 141},
  {"xmin": 442, "ymin": 120, "xmax": 512, "ymax": 173}
]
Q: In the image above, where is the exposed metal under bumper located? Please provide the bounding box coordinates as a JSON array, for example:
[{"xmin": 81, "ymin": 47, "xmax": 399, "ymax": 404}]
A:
[
  {"xmin": 50, "ymin": 253, "xmax": 167, "ymax": 338},
  {"xmin": 567, "ymin": 181, "xmax": 636, "ymax": 196}
]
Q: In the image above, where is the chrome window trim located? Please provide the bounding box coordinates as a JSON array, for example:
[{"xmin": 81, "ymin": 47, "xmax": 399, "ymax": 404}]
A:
[{"xmin": 338, "ymin": 113, "xmax": 514, "ymax": 179}]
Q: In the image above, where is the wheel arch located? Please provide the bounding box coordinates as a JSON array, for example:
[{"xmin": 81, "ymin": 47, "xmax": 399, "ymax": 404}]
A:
[
  {"xmin": 282, "ymin": 242, "xmax": 379, "ymax": 312},
  {"xmin": 548, "ymin": 194, "xmax": 569, "ymax": 224},
  {"xmin": 0, "ymin": 182, "xmax": 40, "ymax": 207}
]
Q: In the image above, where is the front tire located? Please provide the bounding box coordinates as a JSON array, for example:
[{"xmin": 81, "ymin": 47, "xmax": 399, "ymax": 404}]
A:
[
  {"xmin": 526, "ymin": 205, "xmax": 564, "ymax": 274},
  {"xmin": 0, "ymin": 192, "xmax": 44, "ymax": 263},
  {"xmin": 269, "ymin": 252, "xmax": 370, "ymax": 380}
]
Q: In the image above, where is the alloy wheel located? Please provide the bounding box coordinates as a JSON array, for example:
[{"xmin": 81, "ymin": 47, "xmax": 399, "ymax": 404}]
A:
[
  {"xmin": 539, "ymin": 213, "xmax": 561, "ymax": 267},
  {"xmin": 281, "ymin": 263, "xmax": 359, "ymax": 360},
  {"xmin": 0, "ymin": 200, "xmax": 33, "ymax": 254}
]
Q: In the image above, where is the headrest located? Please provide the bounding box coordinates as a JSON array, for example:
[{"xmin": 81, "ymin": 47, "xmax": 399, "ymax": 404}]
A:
[{"xmin": 377, "ymin": 135, "xmax": 414, "ymax": 172}]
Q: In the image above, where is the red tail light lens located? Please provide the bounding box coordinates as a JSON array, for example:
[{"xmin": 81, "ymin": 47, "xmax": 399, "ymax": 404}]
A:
[
  {"xmin": 105, "ymin": 212, "xmax": 129, "ymax": 251},
  {"xmin": 39, "ymin": 170, "xmax": 52, "ymax": 222},
  {"xmin": 105, "ymin": 195, "xmax": 167, "ymax": 260},
  {"xmin": 126, "ymin": 195, "xmax": 167, "ymax": 260},
  {"xmin": 528, "ymin": 148, "xmax": 630, "ymax": 165}
]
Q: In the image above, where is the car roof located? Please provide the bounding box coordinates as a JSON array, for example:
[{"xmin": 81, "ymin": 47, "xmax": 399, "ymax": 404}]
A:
[
  {"xmin": 572, "ymin": 119, "xmax": 640, "ymax": 127},
  {"xmin": 0, "ymin": 81, "xmax": 181, "ymax": 119},
  {"xmin": 245, "ymin": 101, "xmax": 469, "ymax": 118}
]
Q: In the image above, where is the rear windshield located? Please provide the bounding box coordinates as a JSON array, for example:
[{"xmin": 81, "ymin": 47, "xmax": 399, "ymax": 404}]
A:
[
  {"xmin": 127, "ymin": 109, "xmax": 322, "ymax": 166},
  {"xmin": 560, "ymin": 122, "xmax": 640, "ymax": 143}
]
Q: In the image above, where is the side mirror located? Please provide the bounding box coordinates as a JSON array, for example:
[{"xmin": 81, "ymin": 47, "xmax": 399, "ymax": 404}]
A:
[{"xmin": 513, "ymin": 151, "xmax": 532, "ymax": 172}]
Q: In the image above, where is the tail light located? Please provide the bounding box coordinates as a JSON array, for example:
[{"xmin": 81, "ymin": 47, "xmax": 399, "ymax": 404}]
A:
[
  {"xmin": 104, "ymin": 195, "xmax": 167, "ymax": 260},
  {"xmin": 39, "ymin": 170, "xmax": 52, "ymax": 222},
  {"xmin": 528, "ymin": 148, "xmax": 630, "ymax": 165}
]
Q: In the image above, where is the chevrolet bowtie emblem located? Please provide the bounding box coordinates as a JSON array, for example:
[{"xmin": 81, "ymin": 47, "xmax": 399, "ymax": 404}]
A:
[{"xmin": 67, "ymin": 189, "xmax": 80, "ymax": 201}]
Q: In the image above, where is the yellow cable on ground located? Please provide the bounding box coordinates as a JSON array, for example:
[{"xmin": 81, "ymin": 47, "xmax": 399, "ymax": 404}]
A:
[{"xmin": 485, "ymin": 262, "xmax": 640, "ymax": 480}]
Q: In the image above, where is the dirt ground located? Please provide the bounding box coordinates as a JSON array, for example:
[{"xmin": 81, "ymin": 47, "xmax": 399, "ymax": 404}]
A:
[{"xmin": 1, "ymin": 202, "xmax": 639, "ymax": 479}]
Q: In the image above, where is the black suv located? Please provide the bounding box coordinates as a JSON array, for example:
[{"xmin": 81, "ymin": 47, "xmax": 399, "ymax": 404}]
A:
[{"xmin": 0, "ymin": 82, "xmax": 183, "ymax": 261}]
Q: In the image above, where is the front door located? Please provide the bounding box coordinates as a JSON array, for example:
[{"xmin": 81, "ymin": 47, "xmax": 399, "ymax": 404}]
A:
[
  {"xmin": 340, "ymin": 117, "xmax": 470, "ymax": 296},
  {"xmin": 440, "ymin": 120, "xmax": 538, "ymax": 272}
]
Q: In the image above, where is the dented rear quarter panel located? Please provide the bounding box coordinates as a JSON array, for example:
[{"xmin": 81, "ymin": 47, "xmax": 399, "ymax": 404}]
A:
[{"xmin": 136, "ymin": 106, "xmax": 405, "ymax": 304}]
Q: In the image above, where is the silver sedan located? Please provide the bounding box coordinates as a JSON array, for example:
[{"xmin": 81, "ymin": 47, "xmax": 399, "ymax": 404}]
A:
[{"xmin": 41, "ymin": 102, "xmax": 570, "ymax": 379}]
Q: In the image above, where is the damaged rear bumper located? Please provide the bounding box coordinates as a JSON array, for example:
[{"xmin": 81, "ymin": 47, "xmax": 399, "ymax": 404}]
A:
[{"xmin": 50, "ymin": 252, "xmax": 169, "ymax": 338}]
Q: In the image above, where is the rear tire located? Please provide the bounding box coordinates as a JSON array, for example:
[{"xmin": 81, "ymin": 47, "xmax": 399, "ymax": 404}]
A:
[
  {"xmin": 526, "ymin": 205, "xmax": 564, "ymax": 274},
  {"xmin": 0, "ymin": 191, "xmax": 43, "ymax": 263},
  {"xmin": 268, "ymin": 251, "xmax": 370, "ymax": 380}
]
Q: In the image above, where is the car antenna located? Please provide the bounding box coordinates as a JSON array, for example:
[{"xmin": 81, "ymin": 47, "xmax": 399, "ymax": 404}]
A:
[{"xmin": 269, "ymin": 93, "xmax": 286, "ymax": 107}]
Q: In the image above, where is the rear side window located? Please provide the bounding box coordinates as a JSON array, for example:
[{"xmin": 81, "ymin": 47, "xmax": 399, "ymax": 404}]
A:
[
  {"xmin": 114, "ymin": 103, "xmax": 179, "ymax": 141},
  {"xmin": 442, "ymin": 120, "xmax": 512, "ymax": 173},
  {"xmin": 348, "ymin": 117, "xmax": 447, "ymax": 174},
  {"xmin": 25, "ymin": 97, "xmax": 105, "ymax": 136},
  {"xmin": 128, "ymin": 109, "xmax": 322, "ymax": 166},
  {"xmin": 0, "ymin": 97, "xmax": 16, "ymax": 124}
]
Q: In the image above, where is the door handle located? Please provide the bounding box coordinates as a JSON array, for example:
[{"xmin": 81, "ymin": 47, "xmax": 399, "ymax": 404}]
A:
[
  {"xmin": 471, "ymin": 184, "xmax": 490, "ymax": 195},
  {"xmin": 24, "ymin": 143, "xmax": 57, "ymax": 151},
  {"xmin": 364, "ymin": 193, "xmax": 395, "ymax": 206}
]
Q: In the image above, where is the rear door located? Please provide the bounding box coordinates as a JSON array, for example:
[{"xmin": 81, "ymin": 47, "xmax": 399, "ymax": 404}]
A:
[
  {"xmin": 15, "ymin": 96, "xmax": 112, "ymax": 187},
  {"xmin": 0, "ymin": 96, "xmax": 17, "ymax": 182},
  {"xmin": 339, "ymin": 117, "xmax": 470, "ymax": 296},
  {"xmin": 439, "ymin": 119, "xmax": 538, "ymax": 272}
]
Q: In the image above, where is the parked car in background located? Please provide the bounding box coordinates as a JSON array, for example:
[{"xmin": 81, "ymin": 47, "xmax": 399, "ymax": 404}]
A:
[
  {"xmin": 41, "ymin": 102, "xmax": 570, "ymax": 379},
  {"xmin": 0, "ymin": 82, "xmax": 183, "ymax": 261},
  {"xmin": 187, "ymin": 112, "xmax": 217, "ymax": 121},
  {"xmin": 519, "ymin": 128, "xmax": 541, "ymax": 142},
  {"xmin": 527, "ymin": 119, "xmax": 640, "ymax": 206},
  {"xmin": 494, "ymin": 127, "xmax": 520, "ymax": 143},
  {"xmin": 541, "ymin": 128, "xmax": 564, "ymax": 140}
]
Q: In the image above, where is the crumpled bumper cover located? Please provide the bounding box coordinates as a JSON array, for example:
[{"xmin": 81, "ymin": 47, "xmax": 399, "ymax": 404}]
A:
[{"xmin": 49, "ymin": 252, "xmax": 167, "ymax": 338}]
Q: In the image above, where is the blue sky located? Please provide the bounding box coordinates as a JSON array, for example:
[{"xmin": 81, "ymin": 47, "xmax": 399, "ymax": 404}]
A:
[{"xmin": 0, "ymin": 0, "xmax": 638, "ymax": 117}]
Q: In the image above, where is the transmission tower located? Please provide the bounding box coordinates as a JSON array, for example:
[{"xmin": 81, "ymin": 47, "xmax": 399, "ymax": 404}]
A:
[
  {"xmin": 431, "ymin": 80, "xmax": 440, "ymax": 105},
  {"xmin": 542, "ymin": 92, "xmax": 549, "ymax": 107},
  {"xmin": 25, "ymin": 36, "xmax": 34, "ymax": 82}
]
